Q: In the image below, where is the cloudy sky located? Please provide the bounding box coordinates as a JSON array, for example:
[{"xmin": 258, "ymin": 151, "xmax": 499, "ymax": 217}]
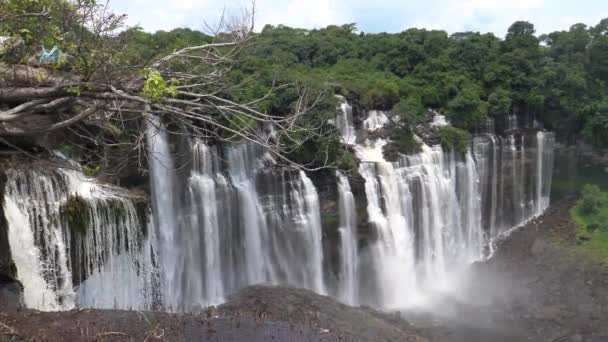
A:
[{"xmin": 111, "ymin": 0, "xmax": 608, "ymax": 36}]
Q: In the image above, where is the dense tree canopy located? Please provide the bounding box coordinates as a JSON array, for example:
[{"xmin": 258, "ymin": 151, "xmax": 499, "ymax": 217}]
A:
[
  {"xmin": 0, "ymin": 0, "xmax": 338, "ymax": 175},
  {"xmin": 2, "ymin": 0, "xmax": 608, "ymax": 177},
  {"xmin": 222, "ymin": 19, "xmax": 608, "ymax": 148}
]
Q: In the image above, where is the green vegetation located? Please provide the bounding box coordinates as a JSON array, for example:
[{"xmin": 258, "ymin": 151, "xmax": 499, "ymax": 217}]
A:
[
  {"xmin": 579, "ymin": 184, "xmax": 606, "ymax": 215},
  {"xmin": 142, "ymin": 70, "xmax": 178, "ymax": 101},
  {"xmin": 60, "ymin": 195, "xmax": 91, "ymax": 235},
  {"xmin": 437, "ymin": 127, "xmax": 472, "ymax": 154},
  {"xmin": 3, "ymin": 0, "xmax": 608, "ymax": 170},
  {"xmin": 393, "ymin": 129, "xmax": 423, "ymax": 155},
  {"xmin": 570, "ymin": 185, "xmax": 608, "ymax": 263},
  {"xmin": 82, "ymin": 164, "xmax": 101, "ymax": 177},
  {"xmin": 225, "ymin": 19, "xmax": 608, "ymax": 148}
]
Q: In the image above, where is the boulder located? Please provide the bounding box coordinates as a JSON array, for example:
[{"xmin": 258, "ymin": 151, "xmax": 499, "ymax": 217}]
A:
[{"xmin": 0, "ymin": 274, "xmax": 23, "ymax": 310}]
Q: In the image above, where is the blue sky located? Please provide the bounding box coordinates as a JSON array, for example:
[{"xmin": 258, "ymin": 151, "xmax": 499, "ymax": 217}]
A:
[{"xmin": 111, "ymin": 0, "xmax": 608, "ymax": 36}]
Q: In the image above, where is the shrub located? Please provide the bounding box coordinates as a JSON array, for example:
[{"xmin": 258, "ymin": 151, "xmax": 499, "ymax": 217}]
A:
[
  {"xmin": 587, "ymin": 222, "xmax": 599, "ymax": 232},
  {"xmin": 437, "ymin": 126, "xmax": 471, "ymax": 154},
  {"xmin": 386, "ymin": 128, "xmax": 422, "ymax": 160},
  {"xmin": 579, "ymin": 184, "xmax": 604, "ymax": 215},
  {"xmin": 82, "ymin": 164, "xmax": 101, "ymax": 177}
]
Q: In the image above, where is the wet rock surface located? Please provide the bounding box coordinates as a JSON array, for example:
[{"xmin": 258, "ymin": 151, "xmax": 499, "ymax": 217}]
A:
[
  {"xmin": 0, "ymin": 286, "xmax": 428, "ymax": 342},
  {"xmin": 217, "ymin": 286, "xmax": 428, "ymax": 342},
  {"xmin": 0, "ymin": 275, "xmax": 22, "ymax": 310}
]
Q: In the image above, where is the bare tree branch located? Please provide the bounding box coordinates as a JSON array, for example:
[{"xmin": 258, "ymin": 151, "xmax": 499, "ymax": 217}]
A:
[{"xmin": 0, "ymin": 0, "xmax": 337, "ymax": 174}]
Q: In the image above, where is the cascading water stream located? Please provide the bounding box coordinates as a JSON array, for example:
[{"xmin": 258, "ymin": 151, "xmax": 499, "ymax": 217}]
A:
[
  {"xmin": 5, "ymin": 98, "xmax": 555, "ymax": 313},
  {"xmin": 336, "ymin": 171, "xmax": 358, "ymax": 305},
  {"xmin": 293, "ymin": 171, "xmax": 326, "ymax": 294},
  {"xmin": 363, "ymin": 110, "xmax": 389, "ymax": 131},
  {"xmin": 146, "ymin": 116, "xmax": 181, "ymax": 309},
  {"xmin": 355, "ymin": 139, "xmax": 418, "ymax": 308},
  {"xmin": 4, "ymin": 195, "xmax": 67, "ymax": 311},
  {"xmin": 187, "ymin": 143, "xmax": 225, "ymax": 307},
  {"xmin": 145, "ymin": 129, "xmax": 328, "ymax": 309},
  {"xmin": 349, "ymin": 107, "xmax": 554, "ymax": 308},
  {"xmin": 4, "ymin": 165, "xmax": 154, "ymax": 311},
  {"xmin": 335, "ymin": 95, "xmax": 356, "ymax": 145},
  {"xmin": 227, "ymin": 144, "xmax": 271, "ymax": 287}
]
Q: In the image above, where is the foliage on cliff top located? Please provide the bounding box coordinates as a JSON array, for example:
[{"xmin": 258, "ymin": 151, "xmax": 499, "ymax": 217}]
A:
[
  {"xmin": 3, "ymin": 0, "xmax": 608, "ymax": 174},
  {"xmin": 0, "ymin": 0, "xmax": 346, "ymax": 173},
  {"xmin": 235, "ymin": 19, "xmax": 608, "ymax": 144},
  {"xmin": 437, "ymin": 126, "xmax": 472, "ymax": 154}
]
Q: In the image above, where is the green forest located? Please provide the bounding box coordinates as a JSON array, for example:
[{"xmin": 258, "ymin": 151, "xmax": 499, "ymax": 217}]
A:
[
  {"xmin": 122, "ymin": 20, "xmax": 608, "ymax": 146},
  {"xmin": 2, "ymin": 0, "xmax": 608, "ymax": 171}
]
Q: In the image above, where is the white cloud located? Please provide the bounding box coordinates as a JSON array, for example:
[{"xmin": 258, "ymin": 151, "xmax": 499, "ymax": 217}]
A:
[
  {"xmin": 255, "ymin": 0, "xmax": 352, "ymax": 29},
  {"xmin": 112, "ymin": 0, "xmax": 221, "ymax": 32},
  {"xmin": 111, "ymin": 0, "xmax": 608, "ymax": 35},
  {"xmin": 411, "ymin": 0, "xmax": 545, "ymax": 35}
]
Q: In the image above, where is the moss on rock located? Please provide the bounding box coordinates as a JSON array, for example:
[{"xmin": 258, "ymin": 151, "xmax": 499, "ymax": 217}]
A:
[{"xmin": 60, "ymin": 195, "xmax": 91, "ymax": 235}]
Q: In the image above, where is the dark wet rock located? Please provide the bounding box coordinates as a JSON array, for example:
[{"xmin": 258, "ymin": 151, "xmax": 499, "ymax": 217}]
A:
[
  {"xmin": 0, "ymin": 274, "xmax": 23, "ymax": 310},
  {"xmin": 531, "ymin": 238, "xmax": 548, "ymax": 255},
  {"xmin": 0, "ymin": 172, "xmax": 17, "ymax": 291},
  {"xmin": 0, "ymin": 310, "xmax": 344, "ymax": 342},
  {"xmin": 588, "ymin": 337, "xmax": 608, "ymax": 342},
  {"xmin": 0, "ymin": 286, "xmax": 428, "ymax": 342},
  {"xmin": 534, "ymin": 305, "xmax": 563, "ymax": 321},
  {"xmin": 217, "ymin": 285, "xmax": 428, "ymax": 342},
  {"xmin": 382, "ymin": 142, "xmax": 402, "ymax": 162},
  {"xmin": 569, "ymin": 334, "xmax": 584, "ymax": 342}
]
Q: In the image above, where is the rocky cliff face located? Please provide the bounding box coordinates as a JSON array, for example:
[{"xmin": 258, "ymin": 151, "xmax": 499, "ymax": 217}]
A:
[{"xmin": 0, "ymin": 171, "xmax": 23, "ymax": 309}]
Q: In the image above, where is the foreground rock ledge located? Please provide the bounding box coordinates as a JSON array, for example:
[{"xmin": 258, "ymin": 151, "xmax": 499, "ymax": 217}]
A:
[{"xmin": 0, "ymin": 286, "xmax": 428, "ymax": 342}]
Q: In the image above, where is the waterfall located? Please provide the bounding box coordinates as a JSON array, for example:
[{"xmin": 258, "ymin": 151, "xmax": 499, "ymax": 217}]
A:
[
  {"xmin": 363, "ymin": 110, "xmax": 389, "ymax": 131},
  {"xmin": 4, "ymin": 195, "xmax": 66, "ymax": 310},
  {"xmin": 74, "ymin": 194, "xmax": 154, "ymax": 310},
  {"xmin": 473, "ymin": 132, "xmax": 555, "ymax": 236},
  {"xmin": 4, "ymin": 169, "xmax": 77, "ymax": 311},
  {"xmin": 186, "ymin": 143, "xmax": 226, "ymax": 307},
  {"xmin": 472, "ymin": 134, "xmax": 499, "ymax": 237},
  {"xmin": 4, "ymin": 166, "xmax": 153, "ymax": 311},
  {"xmin": 335, "ymin": 95, "xmax": 356, "ymax": 145},
  {"xmin": 295, "ymin": 171, "xmax": 326, "ymax": 294},
  {"xmin": 536, "ymin": 131, "xmax": 554, "ymax": 215},
  {"xmin": 355, "ymin": 139, "xmax": 418, "ymax": 308},
  {"xmin": 506, "ymin": 114, "xmax": 518, "ymax": 131},
  {"xmin": 4, "ymin": 97, "xmax": 556, "ymax": 313},
  {"xmin": 336, "ymin": 172, "xmax": 358, "ymax": 305},
  {"xmin": 354, "ymin": 136, "xmax": 553, "ymax": 308},
  {"xmin": 226, "ymin": 144, "xmax": 270, "ymax": 287},
  {"xmin": 349, "ymin": 100, "xmax": 554, "ymax": 308},
  {"xmin": 146, "ymin": 116, "xmax": 180, "ymax": 309},
  {"xmin": 145, "ymin": 132, "xmax": 328, "ymax": 309}
]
